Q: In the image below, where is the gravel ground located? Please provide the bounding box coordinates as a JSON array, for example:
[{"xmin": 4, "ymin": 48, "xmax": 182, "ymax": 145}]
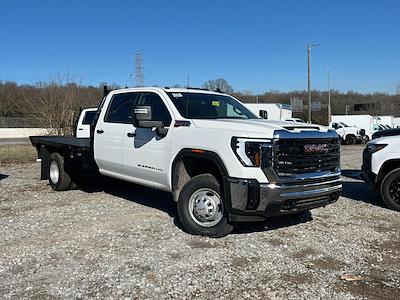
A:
[{"xmin": 1, "ymin": 145, "xmax": 399, "ymax": 299}]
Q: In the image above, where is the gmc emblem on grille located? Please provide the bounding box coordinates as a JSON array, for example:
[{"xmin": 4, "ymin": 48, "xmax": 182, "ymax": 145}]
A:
[{"xmin": 303, "ymin": 144, "xmax": 329, "ymax": 154}]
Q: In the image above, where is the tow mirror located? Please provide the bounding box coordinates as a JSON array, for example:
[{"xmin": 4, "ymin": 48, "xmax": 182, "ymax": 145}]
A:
[{"xmin": 133, "ymin": 105, "xmax": 168, "ymax": 136}]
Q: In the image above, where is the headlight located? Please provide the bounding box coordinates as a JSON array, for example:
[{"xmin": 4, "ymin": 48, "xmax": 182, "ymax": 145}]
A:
[
  {"xmin": 231, "ymin": 137, "xmax": 271, "ymax": 167},
  {"xmin": 367, "ymin": 144, "xmax": 387, "ymax": 153}
]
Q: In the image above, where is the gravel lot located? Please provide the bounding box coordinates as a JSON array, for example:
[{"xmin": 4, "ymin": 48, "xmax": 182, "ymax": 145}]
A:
[{"xmin": 1, "ymin": 145, "xmax": 399, "ymax": 299}]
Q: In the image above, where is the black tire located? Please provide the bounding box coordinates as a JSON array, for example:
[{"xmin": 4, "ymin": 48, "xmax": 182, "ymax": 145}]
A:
[
  {"xmin": 48, "ymin": 153, "xmax": 72, "ymax": 191},
  {"xmin": 177, "ymin": 174, "xmax": 233, "ymax": 237},
  {"xmin": 345, "ymin": 135, "xmax": 356, "ymax": 145},
  {"xmin": 380, "ymin": 168, "xmax": 400, "ymax": 211}
]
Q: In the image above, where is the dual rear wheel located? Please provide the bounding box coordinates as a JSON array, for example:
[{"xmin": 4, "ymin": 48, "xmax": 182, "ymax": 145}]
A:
[{"xmin": 48, "ymin": 153, "xmax": 76, "ymax": 191}]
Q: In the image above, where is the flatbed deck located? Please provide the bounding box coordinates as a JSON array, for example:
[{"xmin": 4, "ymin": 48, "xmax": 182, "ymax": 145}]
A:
[{"xmin": 30, "ymin": 136, "xmax": 91, "ymax": 149}]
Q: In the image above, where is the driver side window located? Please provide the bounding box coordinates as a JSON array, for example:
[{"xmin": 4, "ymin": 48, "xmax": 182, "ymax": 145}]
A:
[{"xmin": 137, "ymin": 93, "xmax": 172, "ymax": 126}]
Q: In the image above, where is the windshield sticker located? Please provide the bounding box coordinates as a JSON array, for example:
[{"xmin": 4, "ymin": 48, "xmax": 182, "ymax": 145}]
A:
[
  {"xmin": 172, "ymin": 93, "xmax": 183, "ymax": 98},
  {"xmin": 212, "ymin": 100, "xmax": 220, "ymax": 107}
]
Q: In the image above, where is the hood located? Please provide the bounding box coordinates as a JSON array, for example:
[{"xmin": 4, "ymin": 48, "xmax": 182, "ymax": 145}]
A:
[{"xmin": 191, "ymin": 119, "xmax": 328, "ymax": 138}]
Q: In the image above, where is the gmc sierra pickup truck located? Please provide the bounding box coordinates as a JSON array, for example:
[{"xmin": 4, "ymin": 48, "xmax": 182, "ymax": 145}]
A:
[{"xmin": 31, "ymin": 87, "xmax": 342, "ymax": 237}]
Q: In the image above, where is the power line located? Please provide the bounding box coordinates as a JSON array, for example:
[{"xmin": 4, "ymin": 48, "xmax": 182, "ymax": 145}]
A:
[
  {"xmin": 135, "ymin": 0, "xmax": 302, "ymax": 53},
  {"xmin": 136, "ymin": 0, "xmax": 400, "ymax": 61}
]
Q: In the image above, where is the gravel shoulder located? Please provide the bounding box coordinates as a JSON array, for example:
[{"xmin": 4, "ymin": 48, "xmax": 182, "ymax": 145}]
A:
[{"xmin": 1, "ymin": 145, "xmax": 399, "ymax": 299}]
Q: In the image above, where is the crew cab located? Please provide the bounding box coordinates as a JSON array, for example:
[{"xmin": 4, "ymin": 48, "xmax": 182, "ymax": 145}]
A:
[
  {"xmin": 30, "ymin": 87, "xmax": 342, "ymax": 237},
  {"xmin": 362, "ymin": 136, "xmax": 400, "ymax": 211}
]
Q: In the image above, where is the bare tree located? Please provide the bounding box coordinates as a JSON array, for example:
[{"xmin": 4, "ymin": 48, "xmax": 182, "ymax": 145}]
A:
[
  {"xmin": 202, "ymin": 78, "xmax": 234, "ymax": 93},
  {"xmin": 18, "ymin": 76, "xmax": 80, "ymax": 135}
]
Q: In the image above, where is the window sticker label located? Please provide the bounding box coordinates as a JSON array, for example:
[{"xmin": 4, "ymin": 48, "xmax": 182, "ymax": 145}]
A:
[
  {"xmin": 212, "ymin": 100, "xmax": 220, "ymax": 107},
  {"xmin": 172, "ymin": 93, "xmax": 183, "ymax": 98}
]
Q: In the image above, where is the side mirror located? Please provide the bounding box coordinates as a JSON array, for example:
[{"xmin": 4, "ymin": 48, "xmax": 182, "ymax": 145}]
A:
[
  {"xmin": 133, "ymin": 105, "xmax": 160, "ymax": 128},
  {"xmin": 259, "ymin": 110, "xmax": 268, "ymax": 119},
  {"xmin": 133, "ymin": 105, "xmax": 168, "ymax": 136}
]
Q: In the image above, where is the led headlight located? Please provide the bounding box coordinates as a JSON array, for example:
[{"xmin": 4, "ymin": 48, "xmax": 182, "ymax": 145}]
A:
[
  {"xmin": 367, "ymin": 144, "xmax": 387, "ymax": 153},
  {"xmin": 231, "ymin": 137, "xmax": 271, "ymax": 167}
]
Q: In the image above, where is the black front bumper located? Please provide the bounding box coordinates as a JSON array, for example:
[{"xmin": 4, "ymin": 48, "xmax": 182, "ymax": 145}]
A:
[
  {"xmin": 224, "ymin": 173, "xmax": 342, "ymax": 222},
  {"xmin": 361, "ymin": 147, "xmax": 377, "ymax": 189}
]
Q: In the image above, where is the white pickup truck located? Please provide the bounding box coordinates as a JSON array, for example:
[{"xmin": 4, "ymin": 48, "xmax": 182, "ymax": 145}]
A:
[
  {"xmin": 74, "ymin": 108, "xmax": 97, "ymax": 138},
  {"xmin": 30, "ymin": 87, "xmax": 342, "ymax": 237},
  {"xmin": 329, "ymin": 121, "xmax": 365, "ymax": 144},
  {"xmin": 362, "ymin": 135, "xmax": 400, "ymax": 211}
]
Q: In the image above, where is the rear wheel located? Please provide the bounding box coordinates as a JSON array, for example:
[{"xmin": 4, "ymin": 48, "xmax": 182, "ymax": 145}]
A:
[
  {"xmin": 177, "ymin": 174, "xmax": 233, "ymax": 237},
  {"xmin": 49, "ymin": 153, "xmax": 72, "ymax": 191},
  {"xmin": 345, "ymin": 135, "xmax": 356, "ymax": 145},
  {"xmin": 380, "ymin": 168, "xmax": 400, "ymax": 211}
]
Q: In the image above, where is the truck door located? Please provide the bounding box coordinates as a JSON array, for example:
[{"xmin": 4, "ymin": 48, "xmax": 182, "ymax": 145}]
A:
[
  {"xmin": 94, "ymin": 92, "xmax": 139, "ymax": 176},
  {"xmin": 76, "ymin": 109, "xmax": 97, "ymax": 138},
  {"xmin": 124, "ymin": 92, "xmax": 173, "ymax": 189}
]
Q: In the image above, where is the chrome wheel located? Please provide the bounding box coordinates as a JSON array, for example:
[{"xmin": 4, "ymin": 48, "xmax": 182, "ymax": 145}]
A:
[
  {"xmin": 49, "ymin": 160, "xmax": 60, "ymax": 184},
  {"xmin": 188, "ymin": 188, "xmax": 223, "ymax": 227}
]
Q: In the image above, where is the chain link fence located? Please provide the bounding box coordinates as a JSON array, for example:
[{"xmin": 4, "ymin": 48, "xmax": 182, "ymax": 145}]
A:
[{"xmin": 0, "ymin": 117, "xmax": 43, "ymax": 128}]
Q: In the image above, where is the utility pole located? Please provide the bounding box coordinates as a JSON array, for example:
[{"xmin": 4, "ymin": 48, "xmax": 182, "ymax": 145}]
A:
[
  {"xmin": 307, "ymin": 43, "xmax": 320, "ymax": 123},
  {"xmin": 187, "ymin": 75, "xmax": 190, "ymax": 88},
  {"xmin": 129, "ymin": 74, "xmax": 132, "ymax": 87},
  {"xmin": 134, "ymin": 50, "xmax": 144, "ymax": 87},
  {"xmin": 326, "ymin": 65, "xmax": 331, "ymax": 124}
]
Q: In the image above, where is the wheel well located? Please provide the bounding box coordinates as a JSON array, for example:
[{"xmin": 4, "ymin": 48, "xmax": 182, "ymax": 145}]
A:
[
  {"xmin": 172, "ymin": 152, "xmax": 227, "ymax": 202},
  {"xmin": 345, "ymin": 134, "xmax": 356, "ymax": 139},
  {"xmin": 377, "ymin": 160, "xmax": 400, "ymax": 188}
]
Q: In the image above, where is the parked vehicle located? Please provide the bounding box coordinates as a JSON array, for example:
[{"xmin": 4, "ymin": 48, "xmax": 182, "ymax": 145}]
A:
[
  {"xmin": 372, "ymin": 128, "xmax": 400, "ymax": 140},
  {"xmin": 74, "ymin": 108, "xmax": 97, "ymax": 138},
  {"xmin": 362, "ymin": 136, "xmax": 400, "ymax": 211},
  {"xmin": 332, "ymin": 115, "xmax": 379, "ymax": 141},
  {"xmin": 376, "ymin": 115, "xmax": 394, "ymax": 128},
  {"xmin": 285, "ymin": 118, "xmax": 306, "ymax": 123},
  {"xmin": 30, "ymin": 87, "xmax": 342, "ymax": 237},
  {"xmin": 393, "ymin": 117, "xmax": 400, "ymax": 128},
  {"xmin": 329, "ymin": 121, "xmax": 365, "ymax": 144},
  {"xmin": 243, "ymin": 103, "xmax": 292, "ymax": 120}
]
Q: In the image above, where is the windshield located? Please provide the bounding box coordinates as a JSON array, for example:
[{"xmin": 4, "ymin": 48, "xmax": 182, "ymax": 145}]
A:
[
  {"xmin": 167, "ymin": 92, "xmax": 257, "ymax": 120},
  {"xmin": 339, "ymin": 122, "xmax": 349, "ymax": 127}
]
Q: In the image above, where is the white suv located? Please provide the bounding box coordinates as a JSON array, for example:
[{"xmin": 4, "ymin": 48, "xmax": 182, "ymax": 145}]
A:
[{"xmin": 362, "ymin": 135, "xmax": 400, "ymax": 211}]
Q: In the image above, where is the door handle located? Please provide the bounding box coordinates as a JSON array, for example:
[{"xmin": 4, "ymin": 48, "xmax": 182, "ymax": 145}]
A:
[
  {"xmin": 127, "ymin": 132, "xmax": 136, "ymax": 137},
  {"xmin": 78, "ymin": 128, "xmax": 83, "ymax": 130},
  {"xmin": 97, "ymin": 129, "xmax": 104, "ymax": 134}
]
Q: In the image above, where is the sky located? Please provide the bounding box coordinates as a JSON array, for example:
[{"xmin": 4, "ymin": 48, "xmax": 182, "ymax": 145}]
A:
[{"xmin": 1, "ymin": 0, "xmax": 400, "ymax": 94}]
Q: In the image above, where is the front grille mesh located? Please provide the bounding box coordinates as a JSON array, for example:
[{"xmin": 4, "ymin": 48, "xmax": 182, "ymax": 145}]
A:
[{"xmin": 273, "ymin": 138, "xmax": 340, "ymax": 176}]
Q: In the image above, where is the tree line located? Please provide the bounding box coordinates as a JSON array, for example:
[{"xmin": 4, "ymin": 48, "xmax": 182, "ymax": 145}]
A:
[{"xmin": 1, "ymin": 78, "xmax": 399, "ymax": 131}]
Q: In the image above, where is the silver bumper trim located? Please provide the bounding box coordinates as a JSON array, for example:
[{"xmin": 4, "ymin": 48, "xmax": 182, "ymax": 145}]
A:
[{"xmin": 279, "ymin": 184, "xmax": 342, "ymax": 199}]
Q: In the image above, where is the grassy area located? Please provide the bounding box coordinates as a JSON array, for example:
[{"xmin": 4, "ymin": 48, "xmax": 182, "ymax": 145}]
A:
[{"xmin": 0, "ymin": 144, "xmax": 37, "ymax": 164}]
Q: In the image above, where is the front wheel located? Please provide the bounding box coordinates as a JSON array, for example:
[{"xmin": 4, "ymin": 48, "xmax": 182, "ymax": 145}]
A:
[
  {"xmin": 380, "ymin": 168, "xmax": 400, "ymax": 211},
  {"xmin": 345, "ymin": 135, "xmax": 356, "ymax": 145},
  {"xmin": 177, "ymin": 174, "xmax": 233, "ymax": 237}
]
